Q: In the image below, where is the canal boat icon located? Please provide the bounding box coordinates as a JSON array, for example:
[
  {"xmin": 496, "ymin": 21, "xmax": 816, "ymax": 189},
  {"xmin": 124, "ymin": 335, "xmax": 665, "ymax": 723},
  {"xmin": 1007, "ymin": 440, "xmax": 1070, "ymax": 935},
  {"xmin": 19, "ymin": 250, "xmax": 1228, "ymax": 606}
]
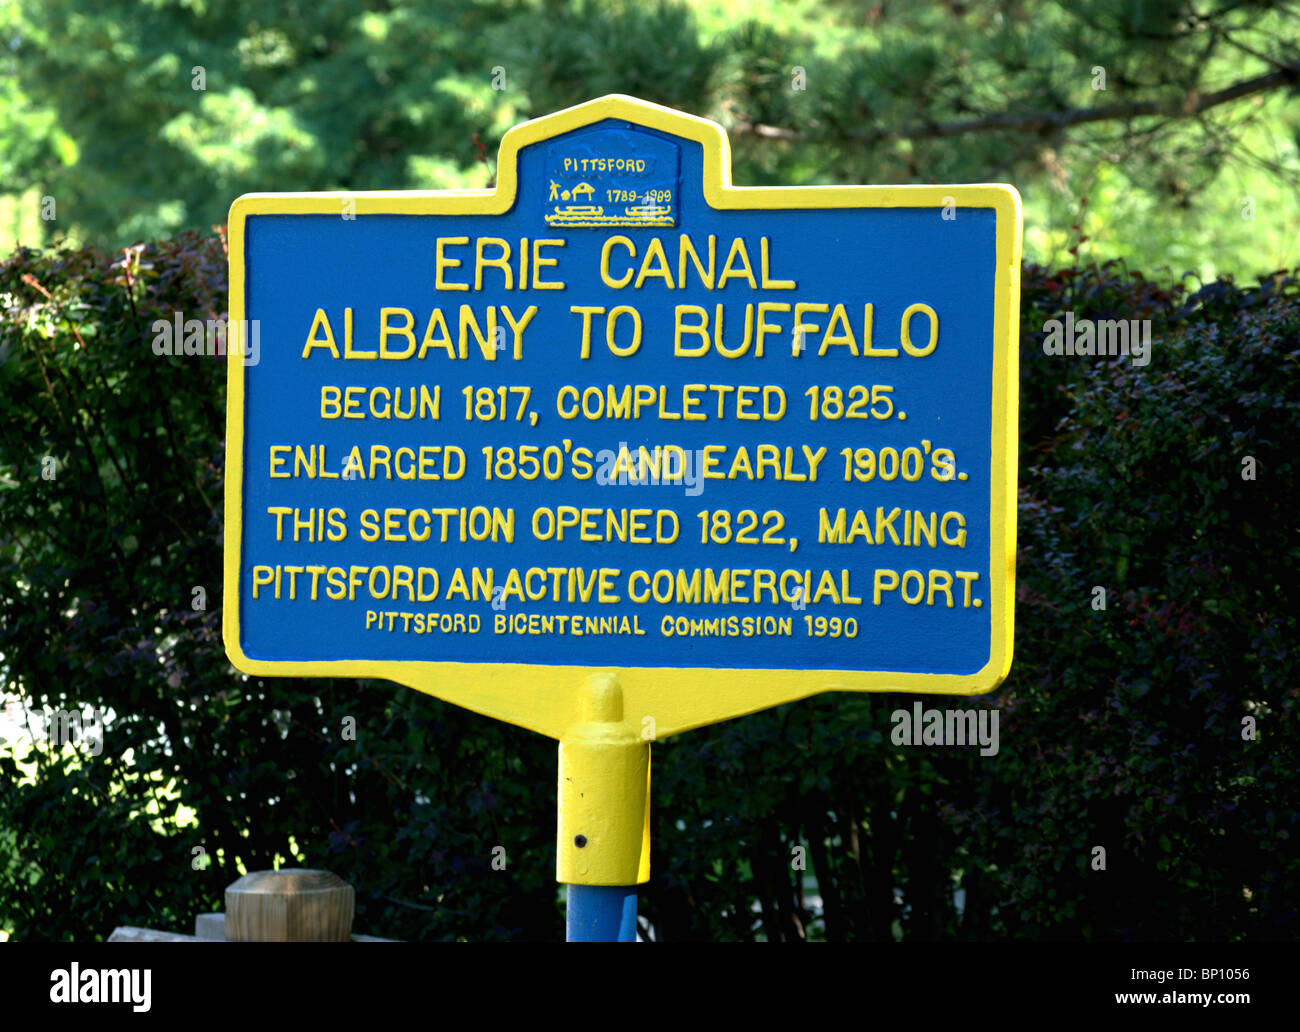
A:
[
  {"xmin": 624, "ymin": 203, "xmax": 670, "ymax": 219},
  {"xmin": 545, "ymin": 177, "xmax": 674, "ymax": 227}
]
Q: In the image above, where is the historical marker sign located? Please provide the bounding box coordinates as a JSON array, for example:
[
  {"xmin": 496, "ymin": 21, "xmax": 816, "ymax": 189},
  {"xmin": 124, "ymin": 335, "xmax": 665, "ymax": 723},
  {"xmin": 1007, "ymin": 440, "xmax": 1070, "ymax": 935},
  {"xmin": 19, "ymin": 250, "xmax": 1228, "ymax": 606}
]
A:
[{"xmin": 223, "ymin": 94, "xmax": 1021, "ymax": 739}]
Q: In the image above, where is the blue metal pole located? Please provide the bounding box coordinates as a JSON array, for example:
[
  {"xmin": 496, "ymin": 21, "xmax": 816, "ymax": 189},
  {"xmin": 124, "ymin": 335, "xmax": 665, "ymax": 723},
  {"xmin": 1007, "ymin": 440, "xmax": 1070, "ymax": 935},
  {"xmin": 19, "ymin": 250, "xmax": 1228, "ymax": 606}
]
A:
[{"xmin": 565, "ymin": 884, "xmax": 638, "ymax": 942}]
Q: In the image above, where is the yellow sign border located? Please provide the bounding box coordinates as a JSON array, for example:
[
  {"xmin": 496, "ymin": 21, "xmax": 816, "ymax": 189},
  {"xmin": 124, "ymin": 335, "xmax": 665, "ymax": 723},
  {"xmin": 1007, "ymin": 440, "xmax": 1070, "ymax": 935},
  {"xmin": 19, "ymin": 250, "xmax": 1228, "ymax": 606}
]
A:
[{"xmin": 223, "ymin": 94, "xmax": 1021, "ymax": 741}]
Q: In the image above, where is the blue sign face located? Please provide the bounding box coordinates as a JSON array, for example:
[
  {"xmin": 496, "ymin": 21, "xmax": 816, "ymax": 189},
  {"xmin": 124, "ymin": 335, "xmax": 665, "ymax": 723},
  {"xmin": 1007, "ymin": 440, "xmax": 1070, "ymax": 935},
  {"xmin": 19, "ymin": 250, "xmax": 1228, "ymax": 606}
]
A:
[{"xmin": 226, "ymin": 97, "xmax": 1019, "ymax": 710}]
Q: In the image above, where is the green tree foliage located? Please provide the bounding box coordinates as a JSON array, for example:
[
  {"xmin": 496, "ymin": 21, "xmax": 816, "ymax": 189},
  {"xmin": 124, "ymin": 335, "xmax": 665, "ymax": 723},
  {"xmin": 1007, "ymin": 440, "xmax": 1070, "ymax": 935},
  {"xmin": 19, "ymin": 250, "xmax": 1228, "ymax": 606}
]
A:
[
  {"xmin": 1, "ymin": 231, "xmax": 1296, "ymax": 940},
  {"xmin": 1, "ymin": 0, "xmax": 1298, "ymax": 275},
  {"xmin": 2, "ymin": 0, "xmax": 1298, "ymax": 943},
  {"xmin": 0, "ymin": 235, "xmax": 559, "ymax": 940}
]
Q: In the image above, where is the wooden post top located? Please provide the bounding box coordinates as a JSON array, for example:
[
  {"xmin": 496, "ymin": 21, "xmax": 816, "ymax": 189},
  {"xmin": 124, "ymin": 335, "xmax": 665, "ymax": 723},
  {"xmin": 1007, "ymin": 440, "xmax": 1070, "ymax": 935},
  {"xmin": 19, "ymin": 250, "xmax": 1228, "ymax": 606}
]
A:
[
  {"xmin": 225, "ymin": 868, "xmax": 350, "ymax": 895},
  {"xmin": 225, "ymin": 869, "xmax": 355, "ymax": 941}
]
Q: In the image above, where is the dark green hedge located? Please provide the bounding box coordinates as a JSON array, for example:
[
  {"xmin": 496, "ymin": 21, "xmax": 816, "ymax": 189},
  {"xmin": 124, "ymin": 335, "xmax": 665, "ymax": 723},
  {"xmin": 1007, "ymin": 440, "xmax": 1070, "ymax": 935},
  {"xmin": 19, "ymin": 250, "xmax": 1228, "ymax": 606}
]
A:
[{"xmin": 1, "ymin": 234, "xmax": 1296, "ymax": 940}]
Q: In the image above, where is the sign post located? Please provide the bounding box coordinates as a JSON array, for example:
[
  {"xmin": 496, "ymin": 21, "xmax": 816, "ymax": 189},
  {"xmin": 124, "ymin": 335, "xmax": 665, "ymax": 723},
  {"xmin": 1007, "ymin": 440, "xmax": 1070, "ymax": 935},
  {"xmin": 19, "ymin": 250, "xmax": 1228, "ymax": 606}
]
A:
[
  {"xmin": 558, "ymin": 674, "xmax": 646, "ymax": 941},
  {"xmin": 224, "ymin": 94, "xmax": 1021, "ymax": 941}
]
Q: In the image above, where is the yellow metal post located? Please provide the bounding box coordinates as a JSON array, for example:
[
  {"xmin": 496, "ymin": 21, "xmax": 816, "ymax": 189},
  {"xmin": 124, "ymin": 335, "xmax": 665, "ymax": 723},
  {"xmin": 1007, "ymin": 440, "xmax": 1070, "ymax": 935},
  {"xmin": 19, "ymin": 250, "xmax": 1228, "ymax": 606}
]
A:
[{"xmin": 558, "ymin": 674, "xmax": 650, "ymax": 940}]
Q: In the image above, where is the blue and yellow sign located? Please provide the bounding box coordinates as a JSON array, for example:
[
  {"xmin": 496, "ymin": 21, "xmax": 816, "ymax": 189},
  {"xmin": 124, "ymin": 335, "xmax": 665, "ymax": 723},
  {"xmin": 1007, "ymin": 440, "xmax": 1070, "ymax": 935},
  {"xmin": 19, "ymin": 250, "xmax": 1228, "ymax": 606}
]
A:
[{"xmin": 224, "ymin": 94, "xmax": 1021, "ymax": 741}]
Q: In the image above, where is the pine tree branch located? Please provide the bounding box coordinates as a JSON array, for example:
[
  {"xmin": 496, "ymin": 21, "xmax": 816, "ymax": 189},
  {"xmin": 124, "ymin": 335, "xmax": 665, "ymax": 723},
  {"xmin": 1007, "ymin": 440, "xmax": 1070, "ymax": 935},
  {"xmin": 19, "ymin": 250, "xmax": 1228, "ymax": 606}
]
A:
[{"xmin": 733, "ymin": 60, "xmax": 1300, "ymax": 145}]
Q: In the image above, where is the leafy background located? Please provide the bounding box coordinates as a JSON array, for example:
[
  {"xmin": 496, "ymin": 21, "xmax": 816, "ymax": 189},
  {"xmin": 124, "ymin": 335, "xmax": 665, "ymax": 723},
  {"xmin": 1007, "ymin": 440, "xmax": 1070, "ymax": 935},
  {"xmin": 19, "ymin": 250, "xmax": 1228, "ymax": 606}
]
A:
[
  {"xmin": 1, "ymin": 0, "xmax": 1298, "ymax": 940},
  {"xmin": 1, "ymin": 0, "xmax": 1298, "ymax": 277}
]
